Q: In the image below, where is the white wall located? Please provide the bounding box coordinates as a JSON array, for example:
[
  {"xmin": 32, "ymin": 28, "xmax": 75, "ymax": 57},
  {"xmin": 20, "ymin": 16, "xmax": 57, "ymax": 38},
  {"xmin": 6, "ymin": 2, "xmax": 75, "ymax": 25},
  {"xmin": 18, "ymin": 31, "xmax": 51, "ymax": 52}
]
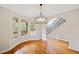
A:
[
  {"xmin": 0, "ymin": 7, "xmax": 24, "ymax": 53},
  {"xmin": 0, "ymin": 7, "xmax": 40, "ymax": 53},
  {"xmin": 47, "ymin": 8, "xmax": 79, "ymax": 51},
  {"xmin": 0, "ymin": 7, "xmax": 13, "ymax": 52}
]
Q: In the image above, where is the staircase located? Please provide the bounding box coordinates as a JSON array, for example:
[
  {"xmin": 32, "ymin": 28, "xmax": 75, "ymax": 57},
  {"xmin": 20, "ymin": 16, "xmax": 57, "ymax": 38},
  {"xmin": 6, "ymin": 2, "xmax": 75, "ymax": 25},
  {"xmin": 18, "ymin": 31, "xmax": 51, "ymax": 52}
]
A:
[{"xmin": 47, "ymin": 17, "xmax": 66, "ymax": 34}]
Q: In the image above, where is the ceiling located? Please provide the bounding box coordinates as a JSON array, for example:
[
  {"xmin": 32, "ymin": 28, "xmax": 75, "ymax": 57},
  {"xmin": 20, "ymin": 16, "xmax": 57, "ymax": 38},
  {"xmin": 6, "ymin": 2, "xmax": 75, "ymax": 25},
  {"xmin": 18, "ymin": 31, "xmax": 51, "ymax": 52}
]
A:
[{"xmin": 0, "ymin": 4, "xmax": 79, "ymax": 17}]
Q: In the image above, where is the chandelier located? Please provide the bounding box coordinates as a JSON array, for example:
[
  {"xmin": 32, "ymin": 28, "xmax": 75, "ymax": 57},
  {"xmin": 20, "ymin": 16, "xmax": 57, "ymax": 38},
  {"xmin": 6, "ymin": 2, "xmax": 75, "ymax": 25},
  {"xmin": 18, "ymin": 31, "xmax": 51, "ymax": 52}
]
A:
[{"xmin": 35, "ymin": 4, "xmax": 47, "ymax": 24}]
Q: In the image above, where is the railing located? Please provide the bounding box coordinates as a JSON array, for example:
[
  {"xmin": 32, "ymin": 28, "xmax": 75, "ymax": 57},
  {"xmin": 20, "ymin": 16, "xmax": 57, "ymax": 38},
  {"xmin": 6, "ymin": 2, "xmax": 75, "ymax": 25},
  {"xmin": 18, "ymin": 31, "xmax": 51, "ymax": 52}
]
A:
[{"xmin": 47, "ymin": 17, "xmax": 66, "ymax": 34}]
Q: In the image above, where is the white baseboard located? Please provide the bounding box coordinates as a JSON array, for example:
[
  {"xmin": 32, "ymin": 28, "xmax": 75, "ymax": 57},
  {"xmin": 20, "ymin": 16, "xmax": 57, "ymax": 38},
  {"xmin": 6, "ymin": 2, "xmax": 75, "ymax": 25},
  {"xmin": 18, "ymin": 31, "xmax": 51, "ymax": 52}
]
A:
[{"xmin": 68, "ymin": 46, "xmax": 79, "ymax": 51}]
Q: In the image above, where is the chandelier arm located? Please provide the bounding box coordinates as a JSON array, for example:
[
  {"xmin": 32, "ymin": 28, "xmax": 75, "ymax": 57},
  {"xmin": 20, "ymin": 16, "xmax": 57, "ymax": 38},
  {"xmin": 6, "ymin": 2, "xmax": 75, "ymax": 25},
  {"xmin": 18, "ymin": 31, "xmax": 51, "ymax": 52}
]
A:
[
  {"xmin": 40, "ymin": 4, "xmax": 43, "ymax": 16},
  {"xmin": 35, "ymin": 4, "xmax": 47, "ymax": 24}
]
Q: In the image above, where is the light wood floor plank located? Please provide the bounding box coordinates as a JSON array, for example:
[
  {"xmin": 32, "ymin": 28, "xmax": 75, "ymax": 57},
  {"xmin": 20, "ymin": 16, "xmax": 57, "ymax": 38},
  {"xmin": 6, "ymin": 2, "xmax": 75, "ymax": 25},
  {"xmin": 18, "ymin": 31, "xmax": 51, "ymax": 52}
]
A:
[{"xmin": 2, "ymin": 39, "xmax": 79, "ymax": 54}]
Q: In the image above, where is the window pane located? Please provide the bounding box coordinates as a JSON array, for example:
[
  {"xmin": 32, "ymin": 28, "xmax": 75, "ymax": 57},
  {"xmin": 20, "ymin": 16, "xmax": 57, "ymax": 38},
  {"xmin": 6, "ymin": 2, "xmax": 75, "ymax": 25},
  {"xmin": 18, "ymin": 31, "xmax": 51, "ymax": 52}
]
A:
[
  {"xmin": 13, "ymin": 17, "xmax": 18, "ymax": 38},
  {"xmin": 30, "ymin": 23, "xmax": 36, "ymax": 35},
  {"xmin": 20, "ymin": 20, "xmax": 28, "ymax": 36}
]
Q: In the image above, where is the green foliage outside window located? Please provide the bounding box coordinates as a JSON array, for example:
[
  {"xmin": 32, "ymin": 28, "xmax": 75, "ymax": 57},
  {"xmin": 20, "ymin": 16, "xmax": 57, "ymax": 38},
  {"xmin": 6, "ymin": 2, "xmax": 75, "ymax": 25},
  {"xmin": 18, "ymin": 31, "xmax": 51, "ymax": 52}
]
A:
[
  {"xmin": 20, "ymin": 22, "xmax": 28, "ymax": 31},
  {"xmin": 30, "ymin": 23, "xmax": 35, "ymax": 31},
  {"xmin": 13, "ymin": 17, "xmax": 18, "ymax": 32}
]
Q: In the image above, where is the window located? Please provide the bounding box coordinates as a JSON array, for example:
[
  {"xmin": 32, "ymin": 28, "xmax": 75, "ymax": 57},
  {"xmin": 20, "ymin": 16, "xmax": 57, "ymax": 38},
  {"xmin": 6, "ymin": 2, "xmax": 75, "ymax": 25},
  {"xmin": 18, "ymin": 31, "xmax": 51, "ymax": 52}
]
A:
[
  {"xmin": 30, "ymin": 23, "xmax": 36, "ymax": 35},
  {"xmin": 13, "ymin": 17, "xmax": 28, "ymax": 38},
  {"xmin": 13, "ymin": 17, "xmax": 18, "ymax": 38},
  {"xmin": 20, "ymin": 20, "xmax": 28, "ymax": 36}
]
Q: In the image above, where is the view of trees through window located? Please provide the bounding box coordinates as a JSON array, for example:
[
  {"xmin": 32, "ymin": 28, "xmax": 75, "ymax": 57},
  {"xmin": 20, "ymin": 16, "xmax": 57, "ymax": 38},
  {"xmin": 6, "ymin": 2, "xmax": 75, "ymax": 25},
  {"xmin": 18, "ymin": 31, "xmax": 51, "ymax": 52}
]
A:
[
  {"xmin": 13, "ymin": 17, "xmax": 36, "ymax": 38},
  {"xmin": 13, "ymin": 17, "xmax": 28, "ymax": 38},
  {"xmin": 20, "ymin": 20, "xmax": 28, "ymax": 36},
  {"xmin": 30, "ymin": 23, "xmax": 36, "ymax": 35},
  {"xmin": 13, "ymin": 17, "xmax": 18, "ymax": 38}
]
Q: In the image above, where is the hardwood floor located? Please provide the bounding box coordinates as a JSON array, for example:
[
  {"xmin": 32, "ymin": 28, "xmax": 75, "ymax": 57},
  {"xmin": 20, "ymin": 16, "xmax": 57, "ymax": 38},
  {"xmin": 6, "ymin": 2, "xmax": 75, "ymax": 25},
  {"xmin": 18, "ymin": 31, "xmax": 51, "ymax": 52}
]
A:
[
  {"xmin": 47, "ymin": 39, "xmax": 79, "ymax": 54},
  {"xmin": 3, "ymin": 40, "xmax": 47, "ymax": 54},
  {"xmin": 2, "ymin": 39, "xmax": 79, "ymax": 54}
]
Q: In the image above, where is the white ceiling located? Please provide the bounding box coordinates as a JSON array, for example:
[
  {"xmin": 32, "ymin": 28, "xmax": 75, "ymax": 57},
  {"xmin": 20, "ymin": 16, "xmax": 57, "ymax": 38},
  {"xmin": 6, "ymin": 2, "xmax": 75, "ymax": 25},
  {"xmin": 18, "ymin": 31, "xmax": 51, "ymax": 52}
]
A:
[{"xmin": 0, "ymin": 4, "xmax": 79, "ymax": 17}]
